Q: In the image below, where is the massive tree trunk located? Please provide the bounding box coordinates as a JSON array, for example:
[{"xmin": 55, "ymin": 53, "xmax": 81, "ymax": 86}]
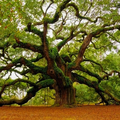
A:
[{"xmin": 54, "ymin": 85, "xmax": 76, "ymax": 107}]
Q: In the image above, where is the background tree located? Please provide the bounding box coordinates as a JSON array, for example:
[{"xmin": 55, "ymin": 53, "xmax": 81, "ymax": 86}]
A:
[{"xmin": 0, "ymin": 0, "xmax": 120, "ymax": 106}]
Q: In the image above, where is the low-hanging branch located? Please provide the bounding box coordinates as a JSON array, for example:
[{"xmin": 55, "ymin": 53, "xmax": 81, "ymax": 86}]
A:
[
  {"xmin": 0, "ymin": 79, "xmax": 55, "ymax": 106},
  {"xmin": 0, "ymin": 79, "xmax": 37, "ymax": 98},
  {"xmin": 72, "ymin": 73, "xmax": 120, "ymax": 104},
  {"xmin": 0, "ymin": 86, "xmax": 39, "ymax": 106}
]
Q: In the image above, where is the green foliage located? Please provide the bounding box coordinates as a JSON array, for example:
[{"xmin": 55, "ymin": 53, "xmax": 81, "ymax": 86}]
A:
[
  {"xmin": 100, "ymin": 76, "xmax": 120, "ymax": 99},
  {"xmin": 74, "ymin": 82, "xmax": 99, "ymax": 104},
  {"xmin": 102, "ymin": 53, "xmax": 120, "ymax": 71},
  {"xmin": 15, "ymin": 82, "xmax": 28, "ymax": 90}
]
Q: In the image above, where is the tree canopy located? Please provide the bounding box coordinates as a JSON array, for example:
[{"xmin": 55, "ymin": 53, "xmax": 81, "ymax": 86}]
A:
[{"xmin": 0, "ymin": 0, "xmax": 120, "ymax": 106}]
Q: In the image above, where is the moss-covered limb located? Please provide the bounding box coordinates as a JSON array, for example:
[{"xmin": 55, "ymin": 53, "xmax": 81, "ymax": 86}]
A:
[
  {"xmin": 0, "ymin": 57, "xmax": 47, "ymax": 75},
  {"xmin": 19, "ymin": 57, "xmax": 47, "ymax": 74},
  {"xmin": 36, "ymin": 79, "xmax": 55, "ymax": 89},
  {"xmin": 0, "ymin": 86, "xmax": 39, "ymax": 106},
  {"xmin": 10, "ymin": 69, "xmax": 32, "ymax": 77},
  {"xmin": 66, "ymin": 3, "xmax": 102, "ymax": 23},
  {"xmin": 14, "ymin": 36, "xmax": 43, "ymax": 54},
  {"xmin": 78, "ymin": 65, "xmax": 103, "ymax": 83},
  {"xmin": 33, "ymin": 21, "xmax": 43, "ymax": 26},
  {"xmin": 0, "ymin": 79, "xmax": 37, "ymax": 98},
  {"xmin": 57, "ymin": 33, "xmax": 74, "ymax": 51},
  {"xmin": 30, "ymin": 54, "xmax": 43, "ymax": 62},
  {"xmin": 49, "ymin": 47, "xmax": 59, "ymax": 60},
  {"xmin": 92, "ymin": 25, "xmax": 120, "ymax": 37},
  {"xmin": 72, "ymin": 73, "xmax": 98, "ymax": 87},
  {"xmin": 57, "ymin": 38, "xmax": 69, "ymax": 51},
  {"xmin": 43, "ymin": 0, "xmax": 71, "ymax": 24},
  {"xmin": 55, "ymin": 30, "xmax": 85, "ymax": 51},
  {"xmin": 67, "ymin": 61, "xmax": 76, "ymax": 69},
  {"xmin": 25, "ymin": 24, "xmax": 44, "ymax": 39},
  {"xmin": 57, "ymin": 29, "xmax": 84, "ymax": 51},
  {"xmin": 56, "ymin": 36, "xmax": 65, "ymax": 40},
  {"xmin": 10, "ymin": 54, "xmax": 43, "ymax": 75}
]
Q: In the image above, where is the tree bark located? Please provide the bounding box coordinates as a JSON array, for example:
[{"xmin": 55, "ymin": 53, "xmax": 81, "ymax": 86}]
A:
[{"xmin": 54, "ymin": 85, "xmax": 76, "ymax": 107}]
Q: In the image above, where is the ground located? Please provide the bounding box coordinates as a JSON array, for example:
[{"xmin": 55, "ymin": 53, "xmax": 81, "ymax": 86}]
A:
[{"xmin": 0, "ymin": 105, "xmax": 120, "ymax": 120}]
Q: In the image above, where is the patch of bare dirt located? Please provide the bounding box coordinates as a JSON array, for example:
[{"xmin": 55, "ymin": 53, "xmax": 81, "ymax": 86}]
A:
[{"xmin": 0, "ymin": 105, "xmax": 120, "ymax": 120}]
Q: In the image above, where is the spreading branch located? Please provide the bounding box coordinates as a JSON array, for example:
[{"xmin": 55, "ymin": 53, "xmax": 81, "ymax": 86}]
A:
[
  {"xmin": 75, "ymin": 34, "xmax": 93, "ymax": 67},
  {"xmin": 92, "ymin": 25, "xmax": 120, "ymax": 37},
  {"xmin": 66, "ymin": 3, "xmax": 102, "ymax": 23},
  {"xmin": 14, "ymin": 36, "xmax": 43, "ymax": 54},
  {"xmin": 37, "ymin": 0, "xmax": 71, "ymax": 24},
  {"xmin": 102, "ymin": 70, "xmax": 120, "ymax": 79},
  {"xmin": 72, "ymin": 73, "xmax": 120, "ymax": 105},
  {"xmin": 0, "ymin": 57, "xmax": 47, "ymax": 75}
]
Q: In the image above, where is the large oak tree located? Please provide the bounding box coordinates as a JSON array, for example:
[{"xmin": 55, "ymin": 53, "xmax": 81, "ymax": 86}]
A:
[{"xmin": 0, "ymin": 0, "xmax": 120, "ymax": 106}]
